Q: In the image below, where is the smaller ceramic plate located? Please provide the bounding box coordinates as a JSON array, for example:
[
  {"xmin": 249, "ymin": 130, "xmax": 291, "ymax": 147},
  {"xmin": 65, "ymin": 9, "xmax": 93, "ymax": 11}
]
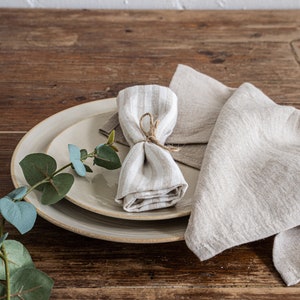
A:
[{"xmin": 46, "ymin": 112, "xmax": 198, "ymax": 221}]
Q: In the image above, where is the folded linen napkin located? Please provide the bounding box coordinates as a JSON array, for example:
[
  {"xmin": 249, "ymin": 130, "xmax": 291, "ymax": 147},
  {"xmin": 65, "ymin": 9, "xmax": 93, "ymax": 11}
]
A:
[
  {"xmin": 176, "ymin": 66, "xmax": 300, "ymax": 287},
  {"xmin": 115, "ymin": 84, "xmax": 188, "ymax": 212}
]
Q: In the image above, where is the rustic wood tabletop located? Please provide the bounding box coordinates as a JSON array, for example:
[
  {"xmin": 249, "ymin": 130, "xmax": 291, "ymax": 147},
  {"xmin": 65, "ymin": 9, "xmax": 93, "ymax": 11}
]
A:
[{"xmin": 0, "ymin": 8, "xmax": 299, "ymax": 300}]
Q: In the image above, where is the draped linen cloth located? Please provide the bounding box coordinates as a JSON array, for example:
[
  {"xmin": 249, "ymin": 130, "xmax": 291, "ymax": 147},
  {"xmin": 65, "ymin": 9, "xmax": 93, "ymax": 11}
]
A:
[
  {"xmin": 115, "ymin": 84, "xmax": 188, "ymax": 212},
  {"xmin": 101, "ymin": 64, "xmax": 300, "ymax": 285},
  {"xmin": 173, "ymin": 65, "xmax": 300, "ymax": 287}
]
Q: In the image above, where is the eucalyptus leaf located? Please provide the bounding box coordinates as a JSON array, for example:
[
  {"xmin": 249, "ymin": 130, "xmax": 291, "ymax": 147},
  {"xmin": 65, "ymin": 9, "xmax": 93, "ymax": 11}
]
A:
[
  {"xmin": 19, "ymin": 154, "xmax": 57, "ymax": 191},
  {"xmin": 0, "ymin": 198, "xmax": 37, "ymax": 234},
  {"xmin": 41, "ymin": 173, "xmax": 74, "ymax": 205},
  {"xmin": 0, "ymin": 232, "xmax": 8, "ymax": 247},
  {"xmin": 7, "ymin": 186, "xmax": 28, "ymax": 201},
  {"xmin": 80, "ymin": 149, "xmax": 88, "ymax": 160},
  {"xmin": 107, "ymin": 130, "xmax": 115, "ymax": 145},
  {"xmin": 9, "ymin": 267, "xmax": 53, "ymax": 300},
  {"xmin": 68, "ymin": 144, "xmax": 86, "ymax": 177},
  {"xmin": 0, "ymin": 283, "xmax": 5, "ymax": 298},
  {"xmin": 94, "ymin": 144, "xmax": 121, "ymax": 170},
  {"xmin": 84, "ymin": 164, "xmax": 93, "ymax": 173},
  {"xmin": 0, "ymin": 240, "xmax": 34, "ymax": 280},
  {"xmin": 109, "ymin": 144, "xmax": 119, "ymax": 152}
]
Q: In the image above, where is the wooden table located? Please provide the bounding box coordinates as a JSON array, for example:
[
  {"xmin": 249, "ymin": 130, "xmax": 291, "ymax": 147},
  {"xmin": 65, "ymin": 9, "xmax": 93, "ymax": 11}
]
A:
[{"xmin": 1, "ymin": 9, "xmax": 300, "ymax": 299}]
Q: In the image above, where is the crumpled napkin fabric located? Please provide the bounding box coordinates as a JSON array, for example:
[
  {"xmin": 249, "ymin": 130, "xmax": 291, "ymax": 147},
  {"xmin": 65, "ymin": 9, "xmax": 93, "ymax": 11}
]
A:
[
  {"xmin": 174, "ymin": 65, "xmax": 300, "ymax": 287},
  {"xmin": 115, "ymin": 84, "xmax": 188, "ymax": 212},
  {"xmin": 101, "ymin": 64, "xmax": 300, "ymax": 286}
]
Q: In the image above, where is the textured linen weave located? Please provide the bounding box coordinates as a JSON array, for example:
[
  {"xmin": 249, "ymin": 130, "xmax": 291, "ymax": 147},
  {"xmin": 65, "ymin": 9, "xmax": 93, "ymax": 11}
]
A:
[{"xmin": 115, "ymin": 84, "xmax": 188, "ymax": 212}]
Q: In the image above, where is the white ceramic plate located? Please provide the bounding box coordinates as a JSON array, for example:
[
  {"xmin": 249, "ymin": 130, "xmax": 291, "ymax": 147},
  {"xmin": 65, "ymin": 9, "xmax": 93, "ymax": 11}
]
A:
[
  {"xmin": 46, "ymin": 112, "xmax": 198, "ymax": 220},
  {"xmin": 10, "ymin": 98, "xmax": 191, "ymax": 243}
]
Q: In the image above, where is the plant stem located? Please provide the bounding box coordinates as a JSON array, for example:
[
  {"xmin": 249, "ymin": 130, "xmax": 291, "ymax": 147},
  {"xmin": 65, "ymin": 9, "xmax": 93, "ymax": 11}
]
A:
[
  {"xmin": 24, "ymin": 162, "xmax": 73, "ymax": 197},
  {"xmin": 24, "ymin": 177, "xmax": 50, "ymax": 196},
  {"xmin": 51, "ymin": 150, "xmax": 94, "ymax": 176},
  {"xmin": 23, "ymin": 151, "xmax": 95, "ymax": 197},
  {"xmin": 52, "ymin": 162, "xmax": 72, "ymax": 177}
]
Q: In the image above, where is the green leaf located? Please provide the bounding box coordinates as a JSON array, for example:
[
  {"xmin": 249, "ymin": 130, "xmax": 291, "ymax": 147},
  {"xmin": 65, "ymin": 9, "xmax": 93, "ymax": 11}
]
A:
[
  {"xmin": 80, "ymin": 149, "xmax": 88, "ymax": 160},
  {"xmin": 0, "ymin": 240, "xmax": 34, "ymax": 280},
  {"xmin": 107, "ymin": 130, "xmax": 115, "ymax": 145},
  {"xmin": 0, "ymin": 198, "xmax": 37, "ymax": 234},
  {"xmin": 109, "ymin": 144, "xmax": 119, "ymax": 152},
  {"xmin": 0, "ymin": 283, "xmax": 5, "ymax": 298},
  {"xmin": 10, "ymin": 267, "xmax": 53, "ymax": 300},
  {"xmin": 84, "ymin": 164, "xmax": 93, "ymax": 173},
  {"xmin": 0, "ymin": 233, "xmax": 8, "ymax": 247},
  {"xmin": 7, "ymin": 186, "xmax": 28, "ymax": 201},
  {"xmin": 68, "ymin": 144, "xmax": 86, "ymax": 177},
  {"xmin": 41, "ymin": 173, "xmax": 74, "ymax": 205},
  {"xmin": 94, "ymin": 144, "xmax": 121, "ymax": 170},
  {"xmin": 19, "ymin": 154, "xmax": 57, "ymax": 191}
]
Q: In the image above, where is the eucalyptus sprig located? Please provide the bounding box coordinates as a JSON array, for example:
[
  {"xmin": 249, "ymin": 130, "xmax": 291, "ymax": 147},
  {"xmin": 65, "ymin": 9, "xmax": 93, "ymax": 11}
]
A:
[{"xmin": 0, "ymin": 131, "xmax": 121, "ymax": 300}]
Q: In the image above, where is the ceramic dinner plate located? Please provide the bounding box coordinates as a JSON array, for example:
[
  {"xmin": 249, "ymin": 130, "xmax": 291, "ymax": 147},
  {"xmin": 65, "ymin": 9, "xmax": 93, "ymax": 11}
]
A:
[
  {"xmin": 46, "ymin": 113, "xmax": 198, "ymax": 220},
  {"xmin": 10, "ymin": 98, "xmax": 193, "ymax": 243}
]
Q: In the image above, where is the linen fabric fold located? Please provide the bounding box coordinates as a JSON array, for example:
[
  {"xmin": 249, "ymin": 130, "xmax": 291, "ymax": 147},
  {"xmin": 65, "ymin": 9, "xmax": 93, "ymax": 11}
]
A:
[
  {"xmin": 115, "ymin": 85, "xmax": 188, "ymax": 212},
  {"xmin": 100, "ymin": 111, "xmax": 207, "ymax": 170},
  {"xmin": 176, "ymin": 66, "xmax": 300, "ymax": 287},
  {"xmin": 100, "ymin": 65, "xmax": 235, "ymax": 170},
  {"xmin": 273, "ymin": 226, "xmax": 300, "ymax": 286},
  {"xmin": 168, "ymin": 64, "xmax": 235, "ymax": 144},
  {"xmin": 100, "ymin": 64, "xmax": 300, "ymax": 286}
]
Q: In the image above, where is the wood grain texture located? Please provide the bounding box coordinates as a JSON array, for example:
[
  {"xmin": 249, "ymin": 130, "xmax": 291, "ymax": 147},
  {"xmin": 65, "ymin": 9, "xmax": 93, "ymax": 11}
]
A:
[
  {"xmin": 0, "ymin": 9, "xmax": 300, "ymax": 131},
  {"xmin": 0, "ymin": 9, "xmax": 300, "ymax": 299}
]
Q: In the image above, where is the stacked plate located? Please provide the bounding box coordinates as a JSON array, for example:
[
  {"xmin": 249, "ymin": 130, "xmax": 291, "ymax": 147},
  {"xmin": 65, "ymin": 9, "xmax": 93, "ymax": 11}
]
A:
[{"xmin": 10, "ymin": 98, "xmax": 198, "ymax": 243}]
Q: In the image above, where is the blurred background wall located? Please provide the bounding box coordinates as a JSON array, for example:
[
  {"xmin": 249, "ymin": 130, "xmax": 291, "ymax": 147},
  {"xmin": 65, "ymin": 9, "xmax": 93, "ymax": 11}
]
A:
[{"xmin": 1, "ymin": 0, "xmax": 300, "ymax": 10}]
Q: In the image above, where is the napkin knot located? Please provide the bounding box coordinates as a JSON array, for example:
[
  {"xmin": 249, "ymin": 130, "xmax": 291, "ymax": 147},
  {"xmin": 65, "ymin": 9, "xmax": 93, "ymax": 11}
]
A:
[{"xmin": 139, "ymin": 112, "xmax": 179, "ymax": 152}]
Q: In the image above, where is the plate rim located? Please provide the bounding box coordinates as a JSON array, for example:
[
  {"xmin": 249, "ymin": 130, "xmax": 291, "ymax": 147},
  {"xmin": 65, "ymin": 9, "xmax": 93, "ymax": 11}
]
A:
[{"xmin": 10, "ymin": 98, "xmax": 188, "ymax": 243}]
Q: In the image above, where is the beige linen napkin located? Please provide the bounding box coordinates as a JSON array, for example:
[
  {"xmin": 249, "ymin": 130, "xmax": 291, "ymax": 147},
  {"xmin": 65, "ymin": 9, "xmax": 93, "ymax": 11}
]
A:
[
  {"xmin": 273, "ymin": 227, "xmax": 300, "ymax": 286},
  {"xmin": 176, "ymin": 66, "xmax": 300, "ymax": 287},
  {"xmin": 100, "ymin": 65, "xmax": 235, "ymax": 169},
  {"xmin": 115, "ymin": 84, "xmax": 188, "ymax": 212},
  {"xmin": 101, "ymin": 64, "xmax": 300, "ymax": 285}
]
